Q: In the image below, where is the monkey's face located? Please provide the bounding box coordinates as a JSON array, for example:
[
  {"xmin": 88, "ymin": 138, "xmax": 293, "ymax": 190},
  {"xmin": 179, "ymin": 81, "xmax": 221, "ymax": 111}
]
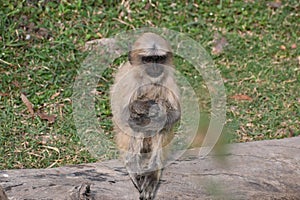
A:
[
  {"xmin": 141, "ymin": 53, "xmax": 170, "ymax": 78},
  {"xmin": 129, "ymin": 50, "xmax": 173, "ymax": 80}
]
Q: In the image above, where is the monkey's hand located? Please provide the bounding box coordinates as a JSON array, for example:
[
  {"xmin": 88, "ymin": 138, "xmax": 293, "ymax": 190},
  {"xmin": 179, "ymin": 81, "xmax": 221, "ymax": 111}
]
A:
[{"xmin": 128, "ymin": 100, "xmax": 167, "ymax": 133}]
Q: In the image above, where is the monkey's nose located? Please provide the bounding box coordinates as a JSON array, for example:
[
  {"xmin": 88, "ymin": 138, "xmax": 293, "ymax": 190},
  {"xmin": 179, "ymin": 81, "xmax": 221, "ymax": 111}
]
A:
[{"xmin": 146, "ymin": 64, "xmax": 164, "ymax": 77}]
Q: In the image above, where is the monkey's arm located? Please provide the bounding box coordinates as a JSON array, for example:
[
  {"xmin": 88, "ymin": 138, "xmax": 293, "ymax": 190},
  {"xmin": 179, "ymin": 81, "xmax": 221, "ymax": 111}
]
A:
[
  {"xmin": 160, "ymin": 99, "xmax": 181, "ymax": 131},
  {"xmin": 165, "ymin": 108, "xmax": 181, "ymax": 130}
]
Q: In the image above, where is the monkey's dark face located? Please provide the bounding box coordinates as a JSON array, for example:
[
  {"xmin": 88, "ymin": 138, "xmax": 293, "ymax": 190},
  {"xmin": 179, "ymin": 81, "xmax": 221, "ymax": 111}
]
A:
[
  {"xmin": 141, "ymin": 54, "xmax": 166, "ymax": 78},
  {"xmin": 129, "ymin": 51, "xmax": 173, "ymax": 79}
]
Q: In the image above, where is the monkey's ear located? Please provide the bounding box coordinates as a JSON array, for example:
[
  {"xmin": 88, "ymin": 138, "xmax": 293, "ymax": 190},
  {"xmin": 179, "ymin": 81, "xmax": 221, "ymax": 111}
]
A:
[{"xmin": 128, "ymin": 51, "xmax": 133, "ymax": 65}]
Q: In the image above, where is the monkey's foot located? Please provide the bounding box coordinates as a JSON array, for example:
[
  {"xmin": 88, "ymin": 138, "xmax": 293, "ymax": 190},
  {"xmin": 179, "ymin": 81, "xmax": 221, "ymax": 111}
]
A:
[{"xmin": 130, "ymin": 170, "xmax": 161, "ymax": 200}]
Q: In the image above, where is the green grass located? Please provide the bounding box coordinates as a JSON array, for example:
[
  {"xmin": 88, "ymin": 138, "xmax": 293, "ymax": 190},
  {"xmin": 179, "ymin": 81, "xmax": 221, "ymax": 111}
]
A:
[{"xmin": 0, "ymin": 0, "xmax": 299, "ymax": 169}]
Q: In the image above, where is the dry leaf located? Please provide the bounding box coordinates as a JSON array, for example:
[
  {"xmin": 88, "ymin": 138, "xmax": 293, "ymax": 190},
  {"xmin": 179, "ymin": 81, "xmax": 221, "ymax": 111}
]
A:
[
  {"xmin": 230, "ymin": 94, "xmax": 252, "ymax": 101},
  {"xmin": 0, "ymin": 92, "xmax": 9, "ymax": 97},
  {"xmin": 280, "ymin": 45, "xmax": 286, "ymax": 50},
  {"xmin": 291, "ymin": 43, "xmax": 297, "ymax": 49},
  {"xmin": 20, "ymin": 93, "xmax": 35, "ymax": 116},
  {"xmin": 37, "ymin": 110, "xmax": 56, "ymax": 123},
  {"xmin": 50, "ymin": 92, "xmax": 60, "ymax": 100},
  {"xmin": 12, "ymin": 81, "xmax": 20, "ymax": 88},
  {"xmin": 212, "ymin": 33, "xmax": 228, "ymax": 55},
  {"xmin": 267, "ymin": 1, "xmax": 282, "ymax": 9}
]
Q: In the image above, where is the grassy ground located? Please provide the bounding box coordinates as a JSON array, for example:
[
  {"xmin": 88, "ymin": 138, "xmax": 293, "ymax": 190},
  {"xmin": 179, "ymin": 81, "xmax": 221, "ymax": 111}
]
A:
[{"xmin": 0, "ymin": 0, "xmax": 299, "ymax": 169}]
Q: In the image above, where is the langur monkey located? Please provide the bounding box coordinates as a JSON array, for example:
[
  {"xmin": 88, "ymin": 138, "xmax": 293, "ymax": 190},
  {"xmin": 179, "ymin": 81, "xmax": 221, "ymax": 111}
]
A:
[{"xmin": 111, "ymin": 32, "xmax": 181, "ymax": 200}]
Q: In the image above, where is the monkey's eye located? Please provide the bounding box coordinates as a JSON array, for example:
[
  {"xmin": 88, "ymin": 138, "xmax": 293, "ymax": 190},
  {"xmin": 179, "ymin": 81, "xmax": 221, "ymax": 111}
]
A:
[{"xmin": 141, "ymin": 55, "xmax": 167, "ymax": 64}]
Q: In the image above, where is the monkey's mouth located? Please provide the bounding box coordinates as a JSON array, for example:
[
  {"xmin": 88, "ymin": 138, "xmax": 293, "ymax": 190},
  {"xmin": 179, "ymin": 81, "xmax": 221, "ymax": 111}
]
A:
[{"xmin": 145, "ymin": 64, "xmax": 164, "ymax": 78}]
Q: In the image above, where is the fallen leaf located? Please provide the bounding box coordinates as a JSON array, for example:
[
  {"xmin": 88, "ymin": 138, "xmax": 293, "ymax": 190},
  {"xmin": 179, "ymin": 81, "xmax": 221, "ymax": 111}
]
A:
[
  {"xmin": 0, "ymin": 92, "xmax": 9, "ymax": 97},
  {"xmin": 12, "ymin": 81, "xmax": 20, "ymax": 88},
  {"xmin": 280, "ymin": 45, "xmax": 286, "ymax": 50},
  {"xmin": 20, "ymin": 93, "xmax": 35, "ymax": 116},
  {"xmin": 291, "ymin": 43, "xmax": 297, "ymax": 49},
  {"xmin": 212, "ymin": 33, "xmax": 229, "ymax": 55},
  {"xmin": 50, "ymin": 92, "xmax": 60, "ymax": 100},
  {"xmin": 267, "ymin": 1, "xmax": 282, "ymax": 9},
  {"xmin": 230, "ymin": 94, "xmax": 252, "ymax": 101},
  {"xmin": 37, "ymin": 110, "xmax": 56, "ymax": 123},
  {"xmin": 144, "ymin": 2, "xmax": 151, "ymax": 10}
]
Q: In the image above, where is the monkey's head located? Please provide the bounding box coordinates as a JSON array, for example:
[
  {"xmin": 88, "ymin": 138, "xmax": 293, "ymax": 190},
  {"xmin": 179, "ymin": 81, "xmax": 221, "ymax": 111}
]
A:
[{"xmin": 129, "ymin": 32, "xmax": 173, "ymax": 82}]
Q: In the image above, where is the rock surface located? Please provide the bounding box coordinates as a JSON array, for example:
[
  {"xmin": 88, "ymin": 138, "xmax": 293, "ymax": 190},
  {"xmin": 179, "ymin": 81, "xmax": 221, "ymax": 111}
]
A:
[{"xmin": 0, "ymin": 137, "xmax": 300, "ymax": 200}]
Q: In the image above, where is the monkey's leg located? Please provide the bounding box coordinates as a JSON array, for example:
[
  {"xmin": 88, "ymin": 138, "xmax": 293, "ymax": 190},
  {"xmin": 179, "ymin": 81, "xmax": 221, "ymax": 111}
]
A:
[
  {"xmin": 134, "ymin": 134, "xmax": 164, "ymax": 200},
  {"xmin": 124, "ymin": 133, "xmax": 164, "ymax": 200},
  {"xmin": 144, "ymin": 134, "xmax": 164, "ymax": 200}
]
